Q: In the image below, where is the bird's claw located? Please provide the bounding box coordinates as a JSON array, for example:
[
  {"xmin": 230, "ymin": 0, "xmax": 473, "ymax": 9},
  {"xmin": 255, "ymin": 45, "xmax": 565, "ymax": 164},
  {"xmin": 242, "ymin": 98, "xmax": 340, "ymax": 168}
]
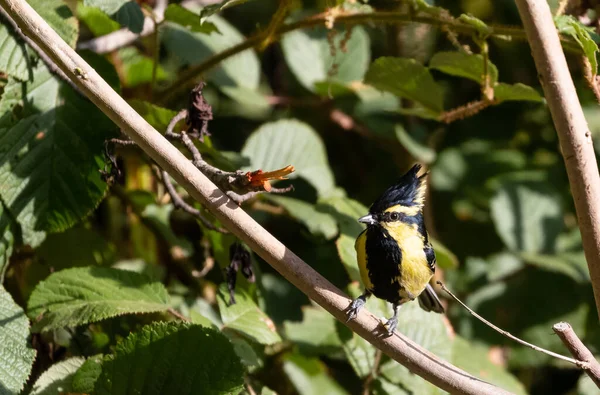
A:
[
  {"xmin": 383, "ymin": 316, "xmax": 398, "ymax": 335},
  {"xmin": 346, "ymin": 297, "xmax": 366, "ymax": 323}
]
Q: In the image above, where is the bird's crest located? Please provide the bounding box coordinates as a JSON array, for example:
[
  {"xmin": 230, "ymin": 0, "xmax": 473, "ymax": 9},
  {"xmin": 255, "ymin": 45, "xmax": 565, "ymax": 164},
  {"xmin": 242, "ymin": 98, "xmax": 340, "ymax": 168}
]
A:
[{"xmin": 369, "ymin": 164, "xmax": 428, "ymax": 214}]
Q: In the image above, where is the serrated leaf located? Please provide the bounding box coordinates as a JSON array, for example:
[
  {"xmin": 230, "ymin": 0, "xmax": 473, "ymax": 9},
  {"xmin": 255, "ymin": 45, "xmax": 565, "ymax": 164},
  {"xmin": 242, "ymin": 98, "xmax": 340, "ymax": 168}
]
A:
[
  {"xmin": 494, "ymin": 83, "xmax": 543, "ymax": 102},
  {"xmin": 95, "ymin": 322, "xmax": 244, "ymax": 395},
  {"xmin": 27, "ymin": 267, "xmax": 170, "ymax": 332},
  {"xmin": 113, "ymin": 1, "xmax": 144, "ymax": 33},
  {"xmin": 379, "ymin": 303, "xmax": 452, "ymax": 395},
  {"xmin": 264, "ymin": 195, "xmax": 338, "ymax": 240},
  {"xmin": 365, "ymin": 57, "xmax": 444, "ymax": 112},
  {"xmin": 0, "ymin": 285, "xmax": 36, "ymax": 394},
  {"xmin": 0, "ymin": 0, "xmax": 78, "ymax": 80},
  {"xmin": 555, "ymin": 15, "xmax": 598, "ymax": 73},
  {"xmin": 164, "ymin": 4, "xmax": 219, "ymax": 35},
  {"xmin": 199, "ymin": 0, "xmax": 252, "ymax": 24},
  {"xmin": 0, "ymin": 62, "xmax": 117, "ymax": 247},
  {"xmin": 490, "ymin": 181, "xmax": 563, "ymax": 253},
  {"xmin": 161, "ymin": 12, "xmax": 259, "ymax": 91},
  {"xmin": 241, "ymin": 119, "xmax": 336, "ymax": 197},
  {"xmin": 452, "ymin": 337, "xmax": 527, "ymax": 394},
  {"xmin": 283, "ymin": 353, "xmax": 349, "ymax": 395},
  {"xmin": 281, "ymin": 26, "xmax": 370, "ymax": 93},
  {"xmin": 217, "ymin": 285, "xmax": 281, "ymax": 345},
  {"xmin": 337, "ymin": 321, "xmax": 376, "ymax": 378},
  {"xmin": 394, "ymin": 124, "xmax": 436, "ymax": 164},
  {"xmin": 30, "ymin": 357, "xmax": 85, "ymax": 395},
  {"xmin": 0, "ymin": 202, "xmax": 16, "ymax": 282},
  {"xmin": 429, "ymin": 51, "xmax": 498, "ymax": 85},
  {"xmin": 72, "ymin": 355, "xmax": 103, "ymax": 393},
  {"xmin": 284, "ymin": 306, "xmax": 342, "ymax": 355}
]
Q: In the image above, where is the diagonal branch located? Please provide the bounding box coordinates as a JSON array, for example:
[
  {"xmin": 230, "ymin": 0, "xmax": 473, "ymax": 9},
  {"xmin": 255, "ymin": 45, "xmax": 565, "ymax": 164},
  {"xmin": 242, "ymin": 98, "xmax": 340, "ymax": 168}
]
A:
[
  {"xmin": 0, "ymin": 0, "xmax": 513, "ymax": 393},
  {"xmin": 515, "ymin": 0, "xmax": 600, "ymax": 321}
]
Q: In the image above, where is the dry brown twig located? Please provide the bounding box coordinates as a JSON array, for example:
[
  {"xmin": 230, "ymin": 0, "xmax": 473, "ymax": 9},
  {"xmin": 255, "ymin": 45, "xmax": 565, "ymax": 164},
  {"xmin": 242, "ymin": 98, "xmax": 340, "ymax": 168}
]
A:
[
  {"xmin": 1, "ymin": 0, "xmax": 513, "ymax": 392},
  {"xmin": 553, "ymin": 322, "xmax": 600, "ymax": 387}
]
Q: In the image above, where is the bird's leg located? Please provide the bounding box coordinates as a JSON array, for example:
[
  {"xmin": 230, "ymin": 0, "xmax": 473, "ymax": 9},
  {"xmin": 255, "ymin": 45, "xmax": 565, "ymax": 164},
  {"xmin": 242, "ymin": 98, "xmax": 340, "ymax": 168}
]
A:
[
  {"xmin": 383, "ymin": 303, "xmax": 401, "ymax": 335},
  {"xmin": 346, "ymin": 292, "xmax": 371, "ymax": 322}
]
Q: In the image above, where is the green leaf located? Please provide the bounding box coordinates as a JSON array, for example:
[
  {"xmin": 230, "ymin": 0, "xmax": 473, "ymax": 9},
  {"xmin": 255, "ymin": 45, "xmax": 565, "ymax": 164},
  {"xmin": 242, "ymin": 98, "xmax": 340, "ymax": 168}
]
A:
[
  {"xmin": 458, "ymin": 13, "xmax": 492, "ymax": 35},
  {"xmin": 490, "ymin": 181, "xmax": 563, "ymax": 253},
  {"xmin": 394, "ymin": 124, "xmax": 436, "ymax": 164},
  {"xmin": 430, "ymin": 237, "xmax": 459, "ymax": 269},
  {"xmin": 284, "ymin": 306, "xmax": 342, "ymax": 355},
  {"xmin": 0, "ymin": 285, "xmax": 36, "ymax": 394},
  {"xmin": 371, "ymin": 377, "xmax": 410, "ymax": 395},
  {"xmin": 241, "ymin": 119, "xmax": 336, "ymax": 198},
  {"xmin": 379, "ymin": 303, "xmax": 452, "ymax": 395},
  {"xmin": 520, "ymin": 251, "xmax": 589, "ymax": 283},
  {"xmin": 117, "ymin": 47, "xmax": 168, "ymax": 88},
  {"xmin": 283, "ymin": 353, "xmax": 349, "ymax": 395},
  {"xmin": 429, "ymin": 51, "xmax": 498, "ymax": 85},
  {"xmin": 163, "ymin": 4, "xmax": 219, "ymax": 35},
  {"xmin": 84, "ymin": 0, "xmax": 128, "ymax": 15},
  {"xmin": 318, "ymin": 196, "xmax": 368, "ymax": 282},
  {"xmin": 365, "ymin": 57, "xmax": 444, "ymax": 112},
  {"xmin": 95, "ymin": 322, "xmax": 245, "ymax": 395},
  {"xmin": 72, "ymin": 355, "xmax": 103, "ymax": 394},
  {"xmin": 452, "ymin": 337, "xmax": 527, "ymax": 394},
  {"xmin": 264, "ymin": 195, "xmax": 338, "ymax": 240},
  {"xmin": 0, "ymin": 0, "xmax": 78, "ymax": 80},
  {"xmin": 281, "ymin": 26, "xmax": 370, "ymax": 93},
  {"xmin": 77, "ymin": 3, "xmax": 121, "ymax": 37},
  {"xmin": 0, "ymin": 62, "xmax": 117, "ymax": 247},
  {"xmin": 494, "ymin": 83, "xmax": 543, "ymax": 102},
  {"xmin": 217, "ymin": 285, "xmax": 281, "ymax": 345},
  {"xmin": 113, "ymin": 1, "xmax": 144, "ymax": 33},
  {"xmin": 27, "ymin": 267, "xmax": 170, "ymax": 332},
  {"xmin": 577, "ymin": 374, "xmax": 598, "ymax": 395},
  {"xmin": 555, "ymin": 15, "xmax": 598, "ymax": 73},
  {"xmin": 129, "ymin": 100, "xmax": 178, "ymax": 132},
  {"xmin": 30, "ymin": 357, "xmax": 86, "ymax": 395},
  {"xmin": 0, "ymin": 202, "xmax": 16, "ymax": 282},
  {"xmin": 338, "ymin": 321, "xmax": 376, "ymax": 378},
  {"xmin": 161, "ymin": 12, "xmax": 260, "ymax": 91},
  {"xmin": 199, "ymin": 0, "xmax": 252, "ymax": 24}
]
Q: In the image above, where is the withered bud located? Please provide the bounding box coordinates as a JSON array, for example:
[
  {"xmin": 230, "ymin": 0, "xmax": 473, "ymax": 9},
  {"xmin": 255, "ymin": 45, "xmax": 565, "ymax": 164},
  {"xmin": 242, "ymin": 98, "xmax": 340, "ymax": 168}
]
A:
[
  {"xmin": 186, "ymin": 82, "xmax": 213, "ymax": 141},
  {"xmin": 226, "ymin": 242, "xmax": 254, "ymax": 305}
]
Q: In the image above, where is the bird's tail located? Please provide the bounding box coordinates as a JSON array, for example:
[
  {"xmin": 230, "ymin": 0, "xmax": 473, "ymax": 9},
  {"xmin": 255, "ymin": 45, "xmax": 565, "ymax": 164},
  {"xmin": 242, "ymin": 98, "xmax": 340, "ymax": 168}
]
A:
[{"xmin": 418, "ymin": 283, "xmax": 445, "ymax": 313}]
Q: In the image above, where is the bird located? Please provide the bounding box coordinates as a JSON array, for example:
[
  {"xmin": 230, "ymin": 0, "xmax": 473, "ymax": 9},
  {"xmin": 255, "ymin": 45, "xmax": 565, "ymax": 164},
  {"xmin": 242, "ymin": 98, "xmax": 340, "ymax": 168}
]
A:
[{"xmin": 346, "ymin": 164, "xmax": 444, "ymax": 335}]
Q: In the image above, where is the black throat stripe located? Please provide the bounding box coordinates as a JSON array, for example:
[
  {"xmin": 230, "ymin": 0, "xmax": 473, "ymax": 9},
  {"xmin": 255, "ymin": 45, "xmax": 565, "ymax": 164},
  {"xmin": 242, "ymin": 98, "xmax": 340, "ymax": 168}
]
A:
[{"xmin": 365, "ymin": 225, "xmax": 403, "ymax": 304}]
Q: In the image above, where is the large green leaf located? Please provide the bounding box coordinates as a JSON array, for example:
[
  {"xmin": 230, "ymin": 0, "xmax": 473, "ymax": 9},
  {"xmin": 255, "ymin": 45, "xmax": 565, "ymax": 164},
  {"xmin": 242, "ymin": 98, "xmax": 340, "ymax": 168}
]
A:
[
  {"xmin": 452, "ymin": 337, "xmax": 527, "ymax": 395},
  {"xmin": 0, "ymin": 0, "xmax": 78, "ymax": 80},
  {"xmin": 555, "ymin": 15, "xmax": 598, "ymax": 73},
  {"xmin": 394, "ymin": 124, "xmax": 436, "ymax": 164},
  {"xmin": 284, "ymin": 306, "xmax": 342, "ymax": 355},
  {"xmin": 129, "ymin": 100, "xmax": 178, "ymax": 133},
  {"xmin": 77, "ymin": 3, "xmax": 121, "ymax": 37},
  {"xmin": 241, "ymin": 119, "xmax": 336, "ymax": 198},
  {"xmin": 494, "ymin": 83, "xmax": 543, "ymax": 103},
  {"xmin": 117, "ymin": 47, "xmax": 168, "ymax": 88},
  {"xmin": 30, "ymin": 357, "xmax": 86, "ymax": 395},
  {"xmin": 27, "ymin": 267, "xmax": 170, "ymax": 332},
  {"xmin": 163, "ymin": 4, "xmax": 219, "ymax": 35},
  {"xmin": 83, "ymin": 0, "xmax": 143, "ymax": 33},
  {"xmin": 95, "ymin": 322, "xmax": 245, "ymax": 395},
  {"xmin": 0, "ymin": 62, "xmax": 117, "ymax": 247},
  {"xmin": 0, "ymin": 201, "xmax": 15, "ymax": 282},
  {"xmin": 161, "ymin": 11, "xmax": 259, "ymax": 91},
  {"xmin": 72, "ymin": 355, "xmax": 103, "ymax": 393},
  {"xmin": 264, "ymin": 195, "xmax": 338, "ymax": 240},
  {"xmin": 0, "ymin": 285, "xmax": 36, "ymax": 394},
  {"xmin": 337, "ymin": 321, "xmax": 377, "ymax": 378},
  {"xmin": 490, "ymin": 181, "xmax": 563, "ymax": 253},
  {"xmin": 283, "ymin": 353, "xmax": 349, "ymax": 395},
  {"xmin": 217, "ymin": 285, "xmax": 281, "ymax": 345},
  {"xmin": 365, "ymin": 57, "xmax": 444, "ymax": 112},
  {"xmin": 281, "ymin": 26, "xmax": 370, "ymax": 93},
  {"xmin": 429, "ymin": 51, "xmax": 498, "ymax": 85}
]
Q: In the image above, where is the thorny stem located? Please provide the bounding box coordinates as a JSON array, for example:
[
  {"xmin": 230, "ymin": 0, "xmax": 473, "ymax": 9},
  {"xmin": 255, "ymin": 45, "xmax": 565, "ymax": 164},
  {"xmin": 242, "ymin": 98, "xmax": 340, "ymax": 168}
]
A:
[
  {"xmin": 437, "ymin": 282, "xmax": 585, "ymax": 368},
  {"xmin": 157, "ymin": 10, "xmax": 582, "ymax": 103}
]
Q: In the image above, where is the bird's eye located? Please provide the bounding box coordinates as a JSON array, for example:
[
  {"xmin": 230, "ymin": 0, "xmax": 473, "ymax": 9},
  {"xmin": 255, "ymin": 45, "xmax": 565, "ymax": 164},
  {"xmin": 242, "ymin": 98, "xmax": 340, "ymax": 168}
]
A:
[{"xmin": 390, "ymin": 212, "xmax": 399, "ymax": 221}]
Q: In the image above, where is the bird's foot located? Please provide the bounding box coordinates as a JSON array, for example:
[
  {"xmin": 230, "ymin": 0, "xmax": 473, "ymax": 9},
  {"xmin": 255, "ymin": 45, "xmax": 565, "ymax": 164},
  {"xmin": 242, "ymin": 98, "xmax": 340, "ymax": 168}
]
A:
[
  {"xmin": 346, "ymin": 294, "xmax": 368, "ymax": 322},
  {"xmin": 383, "ymin": 315, "xmax": 398, "ymax": 335}
]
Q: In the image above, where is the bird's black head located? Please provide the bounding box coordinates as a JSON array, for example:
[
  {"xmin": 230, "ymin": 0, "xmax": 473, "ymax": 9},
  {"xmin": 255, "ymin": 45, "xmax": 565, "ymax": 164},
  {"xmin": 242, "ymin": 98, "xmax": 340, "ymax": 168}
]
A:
[{"xmin": 358, "ymin": 164, "xmax": 427, "ymax": 226}]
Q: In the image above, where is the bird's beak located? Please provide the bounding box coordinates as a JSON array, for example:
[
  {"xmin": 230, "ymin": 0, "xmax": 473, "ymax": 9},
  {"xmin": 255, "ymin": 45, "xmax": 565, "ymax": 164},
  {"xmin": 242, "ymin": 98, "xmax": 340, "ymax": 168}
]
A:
[{"xmin": 358, "ymin": 214, "xmax": 377, "ymax": 225}]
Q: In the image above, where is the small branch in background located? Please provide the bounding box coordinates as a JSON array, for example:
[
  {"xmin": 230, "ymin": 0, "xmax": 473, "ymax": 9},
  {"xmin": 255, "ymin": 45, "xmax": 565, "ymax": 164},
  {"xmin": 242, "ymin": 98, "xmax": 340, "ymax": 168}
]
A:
[
  {"xmin": 362, "ymin": 349, "xmax": 383, "ymax": 395},
  {"xmin": 167, "ymin": 307, "xmax": 191, "ymax": 322},
  {"xmin": 582, "ymin": 57, "xmax": 600, "ymax": 104},
  {"xmin": 160, "ymin": 169, "xmax": 229, "ymax": 233},
  {"xmin": 553, "ymin": 322, "xmax": 600, "ymax": 388},
  {"xmin": 555, "ymin": 0, "xmax": 570, "ymax": 16},
  {"xmin": 438, "ymin": 282, "xmax": 586, "ymax": 368},
  {"xmin": 439, "ymin": 100, "xmax": 494, "ymax": 124}
]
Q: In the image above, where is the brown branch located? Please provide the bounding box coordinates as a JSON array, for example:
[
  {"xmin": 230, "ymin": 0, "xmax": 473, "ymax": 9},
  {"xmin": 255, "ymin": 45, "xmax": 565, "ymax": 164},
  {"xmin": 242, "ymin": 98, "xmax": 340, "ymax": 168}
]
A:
[
  {"xmin": 438, "ymin": 282, "xmax": 584, "ymax": 367},
  {"xmin": 515, "ymin": 0, "xmax": 600, "ymax": 321},
  {"xmin": 2, "ymin": 1, "xmax": 514, "ymax": 392},
  {"xmin": 167, "ymin": 307, "xmax": 191, "ymax": 322},
  {"xmin": 582, "ymin": 57, "xmax": 600, "ymax": 104},
  {"xmin": 553, "ymin": 322, "xmax": 600, "ymax": 388},
  {"xmin": 439, "ymin": 100, "xmax": 494, "ymax": 124}
]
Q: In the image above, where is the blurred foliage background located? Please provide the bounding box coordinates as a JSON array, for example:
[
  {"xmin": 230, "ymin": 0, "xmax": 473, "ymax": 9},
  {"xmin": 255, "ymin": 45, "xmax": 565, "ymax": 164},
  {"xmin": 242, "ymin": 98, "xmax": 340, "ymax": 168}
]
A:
[{"xmin": 2, "ymin": 0, "xmax": 600, "ymax": 394}]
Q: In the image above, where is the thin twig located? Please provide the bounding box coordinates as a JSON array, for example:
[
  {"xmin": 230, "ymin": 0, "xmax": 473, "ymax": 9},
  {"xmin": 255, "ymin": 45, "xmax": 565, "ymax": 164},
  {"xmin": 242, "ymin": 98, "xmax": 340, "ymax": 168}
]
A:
[
  {"xmin": 167, "ymin": 307, "xmax": 191, "ymax": 322},
  {"xmin": 515, "ymin": 0, "xmax": 600, "ymax": 321},
  {"xmin": 3, "ymin": 1, "xmax": 513, "ymax": 392},
  {"xmin": 161, "ymin": 169, "xmax": 229, "ymax": 233},
  {"xmin": 553, "ymin": 322, "xmax": 600, "ymax": 388},
  {"xmin": 363, "ymin": 349, "xmax": 383, "ymax": 395},
  {"xmin": 437, "ymin": 282, "xmax": 584, "ymax": 367}
]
